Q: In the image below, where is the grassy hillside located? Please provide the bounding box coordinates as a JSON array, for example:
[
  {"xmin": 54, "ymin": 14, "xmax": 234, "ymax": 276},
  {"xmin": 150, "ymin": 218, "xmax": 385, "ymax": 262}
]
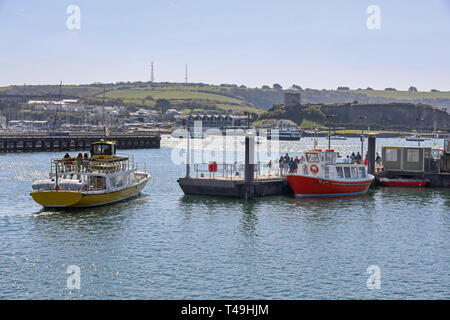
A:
[
  {"xmin": 351, "ymin": 89, "xmax": 450, "ymax": 100},
  {"xmin": 262, "ymin": 102, "xmax": 450, "ymax": 131},
  {"xmin": 1, "ymin": 82, "xmax": 449, "ymax": 116}
]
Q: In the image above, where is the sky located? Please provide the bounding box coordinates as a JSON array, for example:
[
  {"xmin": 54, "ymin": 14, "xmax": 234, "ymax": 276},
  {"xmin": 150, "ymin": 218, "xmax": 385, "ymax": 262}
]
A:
[{"xmin": 0, "ymin": 0, "xmax": 449, "ymax": 90}]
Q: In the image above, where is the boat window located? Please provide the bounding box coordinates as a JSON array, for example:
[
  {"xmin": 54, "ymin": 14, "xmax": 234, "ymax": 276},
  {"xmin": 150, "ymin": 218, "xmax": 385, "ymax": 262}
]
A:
[
  {"xmin": 325, "ymin": 153, "xmax": 336, "ymax": 163},
  {"xmin": 359, "ymin": 167, "xmax": 366, "ymax": 178},
  {"xmin": 351, "ymin": 166, "xmax": 358, "ymax": 178},
  {"xmin": 303, "ymin": 164, "xmax": 309, "ymax": 175},
  {"xmin": 110, "ymin": 176, "xmax": 117, "ymax": 188},
  {"xmin": 91, "ymin": 143, "xmax": 114, "ymax": 156},
  {"xmin": 116, "ymin": 175, "xmax": 124, "ymax": 187},
  {"xmin": 344, "ymin": 167, "xmax": 351, "ymax": 178},
  {"xmin": 306, "ymin": 153, "xmax": 319, "ymax": 163},
  {"xmin": 324, "ymin": 166, "xmax": 329, "ymax": 178},
  {"xmin": 336, "ymin": 167, "xmax": 344, "ymax": 178}
]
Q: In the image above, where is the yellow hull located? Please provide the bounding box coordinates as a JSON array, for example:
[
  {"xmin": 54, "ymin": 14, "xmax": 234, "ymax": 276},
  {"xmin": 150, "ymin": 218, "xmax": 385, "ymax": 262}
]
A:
[{"xmin": 31, "ymin": 177, "xmax": 149, "ymax": 208}]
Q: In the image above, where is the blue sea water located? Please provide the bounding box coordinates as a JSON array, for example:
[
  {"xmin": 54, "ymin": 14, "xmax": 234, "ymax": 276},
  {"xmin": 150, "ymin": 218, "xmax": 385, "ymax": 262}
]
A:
[{"xmin": 0, "ymin": 137, "xmax": 448, "ymax": 299}]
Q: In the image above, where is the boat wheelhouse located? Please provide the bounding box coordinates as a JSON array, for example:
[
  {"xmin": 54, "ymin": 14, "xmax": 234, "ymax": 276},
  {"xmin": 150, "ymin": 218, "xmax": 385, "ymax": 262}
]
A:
[
  {"xmin": 31, "ymin": 139, "xmax": 150, "ymax": 208},
  {"xmin": 287, "ymin": 149, "xmax": 374, "ymax": 197}
]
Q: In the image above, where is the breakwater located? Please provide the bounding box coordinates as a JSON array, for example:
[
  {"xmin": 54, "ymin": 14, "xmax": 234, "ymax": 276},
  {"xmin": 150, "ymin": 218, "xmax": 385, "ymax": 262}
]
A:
[{"xmin": 0, "ymin": 132, "xmax": 160, "ymax": 153}]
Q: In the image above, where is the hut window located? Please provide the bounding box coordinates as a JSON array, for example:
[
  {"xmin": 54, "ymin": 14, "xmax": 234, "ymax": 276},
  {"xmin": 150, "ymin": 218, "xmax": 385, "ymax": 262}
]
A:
[
  {"xmin": 385, "ymin": 149, "xmax": 398, "ymax": 162},
  {"xmin": 407, "ymin": 149, "xmax": 420, "ymax": 162}
]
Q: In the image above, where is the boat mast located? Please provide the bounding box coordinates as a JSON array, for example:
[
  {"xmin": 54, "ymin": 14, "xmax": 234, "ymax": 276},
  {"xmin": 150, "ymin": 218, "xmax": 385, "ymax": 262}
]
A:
[{"xmin": 53, "ymin": 81, "xmax": 62, "ymax": 132}]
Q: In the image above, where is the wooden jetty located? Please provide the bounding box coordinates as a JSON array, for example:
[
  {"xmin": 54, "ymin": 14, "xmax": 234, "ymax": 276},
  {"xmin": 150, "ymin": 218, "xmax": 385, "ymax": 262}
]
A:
[{"xmin": 0, "ymin": 132, "xmax": 160, "ymax": 153}]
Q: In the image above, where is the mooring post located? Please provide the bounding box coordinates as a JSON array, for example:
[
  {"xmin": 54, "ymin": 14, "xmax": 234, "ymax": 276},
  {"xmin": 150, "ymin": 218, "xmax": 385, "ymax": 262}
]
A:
[
  {"xmin": 368, "ymin": 133, "xmax": 376, "ymax": 175},
  {"xmin": 186, "ymin": 130, "xmax": 191, "ymax": 178},
  {"xmin": 244, "ymin": 134, "xmax": 255, "ymax": 200}
]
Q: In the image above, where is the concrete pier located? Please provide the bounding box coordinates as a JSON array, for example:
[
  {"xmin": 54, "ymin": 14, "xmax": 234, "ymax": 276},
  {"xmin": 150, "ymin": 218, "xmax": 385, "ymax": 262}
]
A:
[{"xmin": 0, "ymin": 132, "xmax": 160, "ymax": 153}]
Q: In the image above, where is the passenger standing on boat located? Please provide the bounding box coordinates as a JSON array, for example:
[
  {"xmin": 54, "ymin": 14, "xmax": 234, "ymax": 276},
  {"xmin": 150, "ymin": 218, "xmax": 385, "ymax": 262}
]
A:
[
  {"xmin": 268, "ymin": 160, "xmax": 273, "ymax": 175},
  {"xmin": 356, "ymin": 152, "xmax": 362, "ymax": 163},
  {"xmin": 83, "ymin": 153, "xmax": 89, "ymax": 172},
  {"xmin": 300, "ymin": 155, "xmax": 306, "ymax": 164},
  {"xmin": 295, "ymin": 155, "xmax": 300, "ymax": 165},
  {"xmin": 76, "ymin": 153, "xmax": 83, "ymax": 172},
  {"xmin": 63, "ymin": 152, "xmax": 72, "ymax": 172},
  {"xmin": 289, "ymin": 157, "xmax": 298, "ymax": 173},
  {"xmin": 350, "ymin": 153, "xmax": 356, "ymax": 163}
]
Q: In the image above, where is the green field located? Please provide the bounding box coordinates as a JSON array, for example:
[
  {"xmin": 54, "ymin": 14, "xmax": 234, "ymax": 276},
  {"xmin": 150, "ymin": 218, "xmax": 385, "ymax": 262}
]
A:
[
  {"xmin": 103, "ymin": 88, "xmax": 244, "ymax": 104},
  {"xmin": 351, "ymin": 89, "xmax": 450, "ymax": 100}
]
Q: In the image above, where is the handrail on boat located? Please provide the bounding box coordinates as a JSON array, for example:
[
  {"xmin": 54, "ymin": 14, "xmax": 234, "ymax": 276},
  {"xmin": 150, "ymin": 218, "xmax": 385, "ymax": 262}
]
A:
[{"xmin": 51, "ymin": 156, "xmax": 134, "ymax": 174}]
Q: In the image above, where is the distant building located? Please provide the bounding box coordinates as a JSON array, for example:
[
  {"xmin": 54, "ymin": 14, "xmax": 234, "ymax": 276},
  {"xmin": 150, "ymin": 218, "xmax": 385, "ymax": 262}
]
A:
[
  {"xmin": 7, "ymin": 120, "xmax": 48, "ymax": 131},
  {"xmin": 163, "ymin": 108, "xmax": 183, "ymax": 121},
  {"xmin": 129, "ymin": 109, "xmax": 158, "ymax": 123},
  {"xmin": 284, "ymin": 92, "xmax": 301, "ymax": 107},
  {"xmin": 260, "ymin": 119, "xmax": 298, "ymax": 130},
  {"xmin": 0, "ymin": 116, "xmax": 6, "ymax": 129},
  {"xmin": 174, "ymin": 114, "xmax": 249, "ymax": 129}
]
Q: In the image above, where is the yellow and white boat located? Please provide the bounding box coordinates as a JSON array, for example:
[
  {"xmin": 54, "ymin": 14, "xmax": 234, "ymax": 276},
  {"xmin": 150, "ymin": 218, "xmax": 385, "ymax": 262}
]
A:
[{"xmin": 31, "ymin": 139, "xmax": 150, "ymax": 208}]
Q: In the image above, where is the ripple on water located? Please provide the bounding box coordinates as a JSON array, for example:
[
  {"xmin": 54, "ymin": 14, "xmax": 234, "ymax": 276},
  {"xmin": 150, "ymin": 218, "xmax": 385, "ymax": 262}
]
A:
[{"xmin": 0, "ymin": 142, "xmax": 449, "ymax": 299}]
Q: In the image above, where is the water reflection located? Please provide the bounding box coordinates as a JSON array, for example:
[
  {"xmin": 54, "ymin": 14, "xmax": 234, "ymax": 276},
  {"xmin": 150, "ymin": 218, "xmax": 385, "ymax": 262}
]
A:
[
  {"xmin": 32, "ymin": 194, "xmax": 149, "ymax": 240},
  {"xmin": 240, "ymin": 201, "xmax": 258, "ymax": 237}
]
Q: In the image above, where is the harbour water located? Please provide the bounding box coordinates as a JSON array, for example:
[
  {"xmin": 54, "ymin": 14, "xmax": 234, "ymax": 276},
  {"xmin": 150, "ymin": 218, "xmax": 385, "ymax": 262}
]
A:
[{"xmin": 0, "ymin": 137, "xmax": 448, "ymax": 299}]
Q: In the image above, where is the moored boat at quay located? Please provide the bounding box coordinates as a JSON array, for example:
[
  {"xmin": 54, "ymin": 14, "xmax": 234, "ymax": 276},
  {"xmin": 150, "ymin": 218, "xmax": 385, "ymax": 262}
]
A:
[
  {"xmin": 286, "ymin": 149, "xmax": 374, "ymax": 197},
  {"xmin": 30, "ymin": 139, "xmax": 150, "ymax": 208},
  {"xmin": 267, "ymin": 129, "xmax": 302, "ymax": 141},
  {"xmin": 379, "ymin": 178, "xmax": 428, "ymax": 187}
]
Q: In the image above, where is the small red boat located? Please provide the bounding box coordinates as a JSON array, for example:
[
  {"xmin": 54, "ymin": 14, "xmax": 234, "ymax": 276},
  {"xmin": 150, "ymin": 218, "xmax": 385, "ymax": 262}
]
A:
[
  {"xmin": 287, "ymin": 149, "xmax": 374, "ymax": 197},
  {"xmin": 379, "ymin": 178, "xmax": 427, "ymax": 187}
]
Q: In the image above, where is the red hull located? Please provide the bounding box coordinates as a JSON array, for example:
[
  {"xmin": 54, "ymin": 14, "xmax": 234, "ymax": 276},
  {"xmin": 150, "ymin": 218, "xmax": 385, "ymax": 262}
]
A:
[
  {"xmin": 287, "ymin": 175, "xmax": 373, "ymax": 197},
  {"xmin": 379, "ymin": 179, "xmax": 427, "ymax": 187}
]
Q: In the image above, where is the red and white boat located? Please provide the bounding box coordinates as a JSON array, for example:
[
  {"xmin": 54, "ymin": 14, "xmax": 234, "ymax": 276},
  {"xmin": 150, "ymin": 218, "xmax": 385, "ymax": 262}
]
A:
[
  {"xmin": 287, "ymin": 149, "xmax": 374, "ymax": 197},
  {"xmin": 379, "ymin": 178, "xmax": 427, "ymax": 187}
]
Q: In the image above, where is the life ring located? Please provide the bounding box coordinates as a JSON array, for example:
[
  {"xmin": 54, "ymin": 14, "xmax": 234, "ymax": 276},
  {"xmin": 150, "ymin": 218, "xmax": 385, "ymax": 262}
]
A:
[{"xmin": 310, "ymin": 164, "xmax": 319, "ymax": 174}]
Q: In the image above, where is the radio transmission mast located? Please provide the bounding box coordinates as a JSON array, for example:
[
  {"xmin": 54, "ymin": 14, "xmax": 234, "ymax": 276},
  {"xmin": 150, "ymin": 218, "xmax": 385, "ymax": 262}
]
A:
[
  {"xmin": 185, "ymin": 64, "xmax": 188, "ymax": 86},
  {"xmin": 150, "ymin": 61, "xmax": 154, "ymax": 84}
]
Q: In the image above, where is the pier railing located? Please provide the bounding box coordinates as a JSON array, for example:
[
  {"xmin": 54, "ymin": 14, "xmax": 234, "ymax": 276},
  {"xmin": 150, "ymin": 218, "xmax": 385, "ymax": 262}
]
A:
[{"xmin": 192, "ymin": 162, "xmax": 282, "ymax": 179}]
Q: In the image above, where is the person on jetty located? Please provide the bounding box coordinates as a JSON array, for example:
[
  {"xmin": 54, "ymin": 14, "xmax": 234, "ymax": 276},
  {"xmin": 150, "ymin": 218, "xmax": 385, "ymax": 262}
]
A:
[
  {"xmin": 283, "ymin": 153, "xmax": 290, "ymax": 175},
  {"xmin": 278, "ymin": 156, "xmax": 284, "ymax": 175},
  {"xmin": 376, "ymin": 152, "xmax": 381, "ymax": 164}
]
